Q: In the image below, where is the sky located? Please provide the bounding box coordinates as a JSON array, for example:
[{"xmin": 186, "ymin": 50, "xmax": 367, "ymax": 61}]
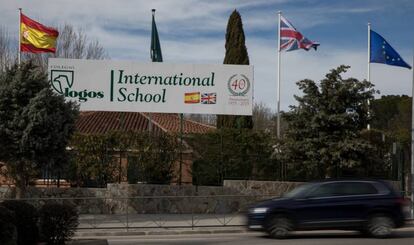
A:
[{"xmin": 1, "ymin": 0, "xmax": 414, "ymax": 111}]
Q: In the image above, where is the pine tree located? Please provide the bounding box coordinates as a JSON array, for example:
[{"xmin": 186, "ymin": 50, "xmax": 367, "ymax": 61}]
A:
[
  {"xmin": 217, "ymin": 10, "xmax": 253, "ymax": 129},
  {"xmin": 0, "ymin": 62, "xmax": 79, "ymax": 198}
]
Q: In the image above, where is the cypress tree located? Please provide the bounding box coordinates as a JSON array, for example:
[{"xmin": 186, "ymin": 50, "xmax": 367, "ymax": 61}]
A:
[{"xmin": 217, "ymin": 10, "xmax": 253, "ymax": 129}]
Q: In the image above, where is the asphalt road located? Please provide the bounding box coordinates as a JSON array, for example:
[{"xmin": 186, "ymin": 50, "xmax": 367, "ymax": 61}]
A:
[{"xmin": 106, "ymin": 229, "xmax": 414, "ymax": 245}]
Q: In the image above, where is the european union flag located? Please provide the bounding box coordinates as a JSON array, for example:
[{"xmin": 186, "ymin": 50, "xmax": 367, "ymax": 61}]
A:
[{"xmin": 370, "ymin": 30, "xmax": 411, "ymax": 69}]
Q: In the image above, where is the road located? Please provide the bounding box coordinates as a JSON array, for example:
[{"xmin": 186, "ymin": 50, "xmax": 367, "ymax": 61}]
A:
[{"xmin": 107, "ymin": 229, "xmax": 414, "ymax": 245}]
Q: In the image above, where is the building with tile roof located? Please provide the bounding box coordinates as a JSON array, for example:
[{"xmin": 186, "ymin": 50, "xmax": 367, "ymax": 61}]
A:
[
  {"xmin": 75, "ymin": 111, "xmax": 216, "ymax": 185},
  {"xmin": 0, "ymin": 112, "xmax": 215, "ymax": 187},
  {"xmin": 76, "ymin": 111, "xmax": 215, "ymax": 135}
]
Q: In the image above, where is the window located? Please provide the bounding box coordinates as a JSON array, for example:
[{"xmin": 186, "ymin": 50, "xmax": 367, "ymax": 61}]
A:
[
  {"xmin": 283, "ymin": 183, "xmax": 318, "ymax": 198},
  {"xmin": 307, "ymin": 183, "xmax": 343, "ymax": 198},
  {"xmin": 307, "ymin": 181, "xmax": 378, "ymax": 198},
  {"xmin": 341, "ymin": 182, "xmax": 378, "ymax": 195}
]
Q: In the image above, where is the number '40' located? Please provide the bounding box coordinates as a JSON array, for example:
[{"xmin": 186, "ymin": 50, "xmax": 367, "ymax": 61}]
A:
[{"xmin": 231, "ymin": 79, "xmax": 246, "ymax": 91}]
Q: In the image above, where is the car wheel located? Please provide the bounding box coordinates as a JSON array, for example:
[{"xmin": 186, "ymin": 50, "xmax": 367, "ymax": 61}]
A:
[
  {"xmin": 358, "ymin": 229, "xmax": 369, "ymax": 236},
  {"xmin": 367, "ymin": 214, "xmax": 394, "ymax": 238},
  {"xmin": 266, "ymin": 215, "xmax": 293, "ymax": 239}
]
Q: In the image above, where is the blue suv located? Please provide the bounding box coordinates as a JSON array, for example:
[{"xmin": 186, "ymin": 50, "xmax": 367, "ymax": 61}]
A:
[{"xmin": 247, "ymin": 179, "xmax": 411, "ymax": 238}]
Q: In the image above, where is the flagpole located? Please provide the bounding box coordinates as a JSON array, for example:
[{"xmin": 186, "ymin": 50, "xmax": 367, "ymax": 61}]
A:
[
  {"xmin": 18, "ymin": 8, "xmax": 22, "ymax": 65},
  {"xmin": 411, "ymin": 49, "xmax": 414, "ymax": 219},
  {"xmin": 367, "ymin": 22, "xmax": 371, "ymax": 130},
  {"xmin": 277, "ymin": 11, "xmax": 282, "ymax": 139}
]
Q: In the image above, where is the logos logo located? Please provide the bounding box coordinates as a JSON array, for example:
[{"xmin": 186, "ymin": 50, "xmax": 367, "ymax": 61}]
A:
[
  {"xmin": 50, "ymin": 69, "xmax": 104, "ymax": 102},
  {"xmin": 50, "ymin": 70, "xmax": 74, "ymax": 94},
  {"xmin": 227, "ymin": 74, "xmax": 250, "ymax": 96}
]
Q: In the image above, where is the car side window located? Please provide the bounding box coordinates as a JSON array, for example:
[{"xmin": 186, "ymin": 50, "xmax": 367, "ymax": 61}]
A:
[
  {"xmin": 307, "ymin": 183, "xmax": 343, "ymax": 198},
  {"xmin": 341, "ymin": 182, "xmax": 378, "ymax": 195},
  {"xmin": 307, "ymin": 182, "xmax": 379, "ymax": 198}
]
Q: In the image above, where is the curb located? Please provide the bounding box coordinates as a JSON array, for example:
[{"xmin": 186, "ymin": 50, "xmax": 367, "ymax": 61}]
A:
[
  {"xmin": 75, "ymin": 221, "xmax": 414, "ymax": 238},
  {"xmin": 75, "ymin": 228, "xmax": 249, "ymax": 238}
]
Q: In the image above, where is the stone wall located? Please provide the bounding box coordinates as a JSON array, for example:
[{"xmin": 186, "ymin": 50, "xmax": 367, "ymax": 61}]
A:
[
  {"xmin": 223, "ymin": 180, "xmax": 304, "ymax": 196},
  {"xmin": 223, "ymin": 180, "xmax": 402, "ymax": 195},
  {"xmin": 3, "ymin": 180, "xmax": 399, "ymax": 215},
  {"xmin": 0, "ymin": 183, "xmax": 269, "ymax": 214}
]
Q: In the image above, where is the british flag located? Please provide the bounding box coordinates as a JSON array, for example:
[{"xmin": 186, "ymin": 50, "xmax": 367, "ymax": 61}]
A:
[
  {"xmin": 280, "ymin": 15, "xmax": 319, "ymax": 52},
  {"xmin": 201, "ymin": 93, "xmax": 216, "ymax": 104}
]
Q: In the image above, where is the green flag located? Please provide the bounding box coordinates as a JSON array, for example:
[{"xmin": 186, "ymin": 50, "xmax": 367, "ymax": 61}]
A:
[{"xmin": 151, "ymin": 9, "xmax": 163, "ymax": 62}]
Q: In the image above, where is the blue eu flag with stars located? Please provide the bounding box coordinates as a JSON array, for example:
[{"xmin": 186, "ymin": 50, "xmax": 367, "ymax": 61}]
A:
[{"xmin": 370, "ymin": 30, "xmax": 411, "ymax": 69}]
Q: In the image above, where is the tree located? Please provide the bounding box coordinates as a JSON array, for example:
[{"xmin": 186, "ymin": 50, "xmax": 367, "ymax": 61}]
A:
[
  {"xmin": 68, "ymin": 131, "xmax": 178, "ymax": 186},
  {"xmin": 217, "ymin": 10, "xmax": 252, "ymax": 129},
  {"xmin": 371, "ymin": 95, "xmax": 411, "ymax": 144},
  {"xmin": 371, "ymin": 95, "xmax": 412, "ymax": 188},
  {"xmin": 253, "ymin": 102, "xmax": 273, "ymax": 132},
  {"xmin": 277, "ymin": 65, "xmax": 377, "ymax": 179},
  {"xmin": 127, "ymin": 132, "xmax": 178, "ymax": 184},
  {"xmin": 68, "ymin": 133, "xmax": 117, "ymax": 187},
  {"xmin": 0, "ymin": 26, "xmax": 13, "ymax": 71},
  {"xmin": 189, "ymin": 129, "xmax": 275, "ymax": 185},
  {"xmin": 0, "ymin": 62, "xmax": 79, "ymax": 198}
]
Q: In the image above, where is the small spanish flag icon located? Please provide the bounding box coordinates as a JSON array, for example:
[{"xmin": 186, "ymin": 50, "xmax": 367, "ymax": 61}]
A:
[{"xmin": 184, "ymin": 92, "xmax": 200, "ymax": 104}]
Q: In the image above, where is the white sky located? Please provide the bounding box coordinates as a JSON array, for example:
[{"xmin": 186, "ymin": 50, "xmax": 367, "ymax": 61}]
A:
[{"xmin": 1, "ymin": 0, "xmax": 413, "ymax": 111}]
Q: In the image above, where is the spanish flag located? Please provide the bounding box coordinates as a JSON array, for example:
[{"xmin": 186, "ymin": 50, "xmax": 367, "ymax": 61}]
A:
[
  {"xmin": 20, "ymin": 13, "xmax": 58, "ymax": 53},
  {"xmin": 184, "ymin": 92, "xmax": 200, "ymax": 104}
]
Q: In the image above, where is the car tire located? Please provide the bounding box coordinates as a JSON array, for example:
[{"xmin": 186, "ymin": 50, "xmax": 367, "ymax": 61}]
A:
[
  {"xmin": 358, "ymin": 229, "xmax": 370, "ymax": 236},
  {"xmin": 366, "ymin": 214, "xmax": 394, "ymax": 238},
  {"xmin": 266, "ymin": 215, "xmax": 293, "ymax": 239}
]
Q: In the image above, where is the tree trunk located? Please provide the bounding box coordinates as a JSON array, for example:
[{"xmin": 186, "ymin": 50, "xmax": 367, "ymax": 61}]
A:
[
  {"xmin": 14, "ymin": 160, "xmax": 30, "ymax": 199},
  {"xmin": 14, "ymin": 177, "xmax": 27, "ymax": 199}
]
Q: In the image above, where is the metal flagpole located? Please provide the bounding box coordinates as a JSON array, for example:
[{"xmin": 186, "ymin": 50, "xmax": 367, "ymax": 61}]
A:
[
  {"xmin": 411, "ymin": 49, "xmax": 414, "ymax": 219},
  {"xmin": 277, "ymin": 11, "xmax": 282, "ymax": 139},
  {"xmin": 18, "ymin": 8, "xmax": 22, "ymax": 65},
  {"xmin": 179, "ymin": 113, "xmax": 183, "ymax": 185},
  {"xmin": 367, "ymin": 22, "xmax": 371, "ymax": 130}
]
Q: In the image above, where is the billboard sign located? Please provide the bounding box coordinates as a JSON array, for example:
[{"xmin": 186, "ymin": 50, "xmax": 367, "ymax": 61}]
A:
[{"xmin": 48, "ymin": 58, "xmax": 253, "ymax": 115}]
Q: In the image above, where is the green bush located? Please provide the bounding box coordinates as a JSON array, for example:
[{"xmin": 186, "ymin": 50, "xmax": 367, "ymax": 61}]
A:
[
  {"xmin": 39, "ymin": 203, "xmax": 79, "ymax": 245},
  {"xmin": 0, "ymin": 205, "xmax": 17, "ymax": 245},
  {"xmin": 1, "ymin": 200, "xmax": 39, "ymax": 245}
]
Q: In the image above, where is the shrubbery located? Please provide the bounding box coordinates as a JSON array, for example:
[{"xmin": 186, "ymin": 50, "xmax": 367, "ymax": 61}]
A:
[
  {"xmin": 39, "ymin": 203, "xmax": 79, "ymax": 245},
  {"xmin": 0, "ymin": 201, "xmax": 79, "ymax": 245},
  {"xmin": 1, "ymin": 200, "xmax": 39, "ymax": 245},
  {"xmin": 188, "ymin": 129, "xmax": 276, "ymax": 186},
  {"xmin": 0, "ymin": 205, "xmax": 16, "ymax": 245}
]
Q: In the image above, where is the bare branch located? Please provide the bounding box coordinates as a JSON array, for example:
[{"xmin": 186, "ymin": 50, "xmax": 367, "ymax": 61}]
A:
[{"xmin": 0, "ymin": 26, "xmax": 15, "ymax": 71}]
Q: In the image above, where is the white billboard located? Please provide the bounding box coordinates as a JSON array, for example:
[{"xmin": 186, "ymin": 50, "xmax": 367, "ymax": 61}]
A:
[{"xmin": 48, "ymin": 58, "xmax": 253, "ymax": 115}]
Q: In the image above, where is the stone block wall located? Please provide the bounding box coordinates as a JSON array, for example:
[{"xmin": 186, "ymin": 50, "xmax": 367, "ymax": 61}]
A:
[
  {"xmin": 6, "ymin": 180, "xmax": 401, "ymax": 215},
  {"xmin": 223, "ymin": 180, "xmax": 402, "ymax": 195},
  {"xmin": 0, "ymin": 183, "xmax": 260, "ymax": 214},
  {"xmin": 223, "ymin": 180, "xmax": 304, "ymax": 196}
]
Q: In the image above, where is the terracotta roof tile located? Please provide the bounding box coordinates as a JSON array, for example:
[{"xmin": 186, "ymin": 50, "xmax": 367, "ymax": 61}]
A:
[
  {"xmin": 76, "ymin": 111, "xmax": 215, "ymax": 135},
  {"xmin": 142, "ymin": 113, "xmax": 216, "ymax": 134}
]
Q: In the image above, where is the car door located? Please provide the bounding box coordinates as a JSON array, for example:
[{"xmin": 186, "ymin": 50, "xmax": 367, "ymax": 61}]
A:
[
  {"xmin": 293, "ymin": 182, "xmax": 351, "ymax": 228},
  {"xmin": 333, "ymin": 181, "xmax": 381, "ymax": 222},
  {"xmin": 294, "ymin": 181, "xmax": 380, "ymax": 229}
]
